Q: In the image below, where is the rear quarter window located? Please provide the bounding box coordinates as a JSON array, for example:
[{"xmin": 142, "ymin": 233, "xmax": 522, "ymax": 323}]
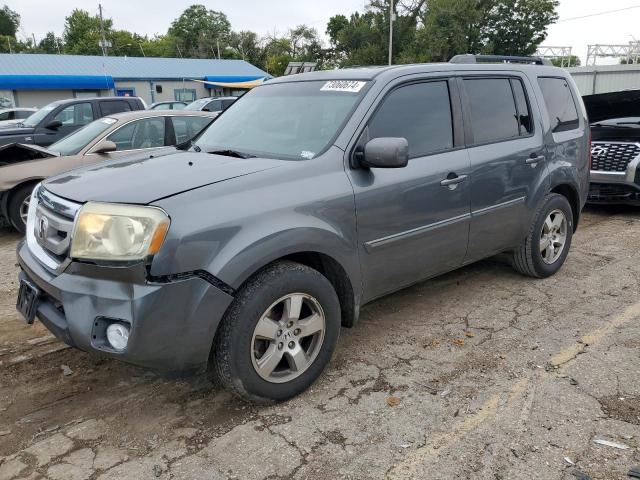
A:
[{"xmin": 537, "ymin": 77, "xmax": 580, "ymax": 133}]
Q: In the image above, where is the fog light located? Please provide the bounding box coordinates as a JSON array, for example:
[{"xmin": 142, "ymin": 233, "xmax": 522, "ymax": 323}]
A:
[{"xmin": 106, "ymin": 323, "xmax": 130, "ymax": 351}]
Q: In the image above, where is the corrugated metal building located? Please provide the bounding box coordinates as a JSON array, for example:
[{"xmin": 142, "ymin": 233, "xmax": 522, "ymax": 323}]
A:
[
  {"xmin": 567, "ymin": 64, "xmax": 640, "ymax": 95},
  {"xmin": 0, "ymin": 54, "xmax": 270, "ymax": 108}
]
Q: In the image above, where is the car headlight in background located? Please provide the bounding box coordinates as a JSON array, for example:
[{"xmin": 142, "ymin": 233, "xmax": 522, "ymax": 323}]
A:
[{"xmin": 70, "ymin": 202, "xmax": 169, "ymax": 262}]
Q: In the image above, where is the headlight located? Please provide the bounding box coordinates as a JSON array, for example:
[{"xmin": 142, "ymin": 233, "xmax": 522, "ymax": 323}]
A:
[{"xmin": 70, "ymin": 202, "xmax": 169, "ymax": 262}]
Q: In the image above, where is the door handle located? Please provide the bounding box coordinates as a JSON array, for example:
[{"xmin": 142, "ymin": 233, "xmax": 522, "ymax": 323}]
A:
[
  {"xmin": 440, "ymin": 174, "xmax": 468, "ymax": 187},
  {"xmin": 526, "ymin": 155, "xmax": 545, "ymax": 166}
]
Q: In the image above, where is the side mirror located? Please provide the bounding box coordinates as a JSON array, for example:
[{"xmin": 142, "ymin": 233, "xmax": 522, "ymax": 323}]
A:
[
  {"xmin": 361, "ymin": 137, "xmax": 409, "ymax": 168},
  {"xmin": 92, "ymin": 140, "xmax": 117, "ymax": 154},
  {"xmin": 44, "ymin": 120, "xmax": 62, "ymax": 130}
]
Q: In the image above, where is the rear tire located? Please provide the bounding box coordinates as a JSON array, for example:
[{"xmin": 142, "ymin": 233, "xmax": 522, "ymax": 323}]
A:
[
  {"xmin": 213, "ymin": 261, "xmax": 340, "ymax": 403},
  {"xmin": 8, "ymin": 184, "xmax": 35, "ymax": 234},
  {"xmin": 512, "ymin": 193, "xmax": 573, "ymax": 278}
]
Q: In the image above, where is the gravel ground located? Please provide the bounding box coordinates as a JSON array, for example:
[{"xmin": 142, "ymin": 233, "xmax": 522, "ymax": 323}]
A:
[{"xmin": 1, "ymin": 206, "xmax": 640, "ymax": 480}]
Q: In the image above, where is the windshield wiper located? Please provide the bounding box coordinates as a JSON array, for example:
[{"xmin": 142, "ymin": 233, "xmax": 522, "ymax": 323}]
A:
[{"xmin": 207, "ymin": 149, "xmax": 255, "ymax": 159}]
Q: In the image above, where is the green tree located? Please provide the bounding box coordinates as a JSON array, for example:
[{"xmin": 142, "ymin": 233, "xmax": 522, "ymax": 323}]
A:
[
  {"xmin": 37, "ymin": 32, "xmax": 63, "ymax": 54},
  {"xmin": 168, "ymin": 4, "xmax": 231, "ymax": 58},
  {"xmin": 0, "ymin": 5, "xmax": 20, "ymax": 37},
  {"xmin": 226, "ymin": 30, "xmax": 266, "ymax": 68},
  {"xmin": 482, "ymin": 0, "xmax": 559, "ymax": 56},
  {"xmin": 550, "ymin": 55, "xmax": 580, "ymax": 67},
  {"xmin": 63, "ymin": 9, "xmax": 112, "ymax": 55}
]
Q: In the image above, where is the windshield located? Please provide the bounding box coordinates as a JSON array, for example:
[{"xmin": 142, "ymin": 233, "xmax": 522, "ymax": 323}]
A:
[
  {"xmin": 184, "ymin": 99, "xmax": 211, "ymax": 111},
  {"xmin": 195, "ymin": 80, "xmax": 368, "ymax": 160},
  {"xmin": 21, "ymin": 103, "xmax": 58, "ymax": 127},
  {"xmin": 49, "ymin": 117, "xmax": 117, "ymax": 155}
]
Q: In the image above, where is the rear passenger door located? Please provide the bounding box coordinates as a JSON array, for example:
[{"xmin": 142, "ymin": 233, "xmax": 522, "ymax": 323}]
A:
[
  {"xmin": 34, "ymin": 102, "xmax": 95, "ymax": 146},
  {"xmin": 348, "ymin": 78, "xmax": 471, "ymax": 300},
  {"xmin": 460, "ymin": 75, "xmax": 548, "ymax": 263}
]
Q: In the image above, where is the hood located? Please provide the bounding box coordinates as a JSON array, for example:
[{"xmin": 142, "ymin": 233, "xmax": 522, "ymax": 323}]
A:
[
  {"xmin": 583, "ymin": 89, "xmax": 640, "ymax": 124},
  {"xmin": 0, "ymin": 142, "xmax": 57, "ymax": 166},
  {"xmin": 43, "ymin": 151, "xmax": 287, "ymax": 204}
]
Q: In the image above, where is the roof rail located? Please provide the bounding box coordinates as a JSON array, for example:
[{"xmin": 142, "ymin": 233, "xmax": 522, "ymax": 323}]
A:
[{"xmin": 450, "ymin": 54, "xmax": 552, "ymax": 66}]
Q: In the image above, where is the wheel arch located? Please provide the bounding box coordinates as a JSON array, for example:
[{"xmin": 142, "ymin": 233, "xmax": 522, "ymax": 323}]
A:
[{"xmin": 549, "ymin": 182, "xmax": 580, "ymax": 231}]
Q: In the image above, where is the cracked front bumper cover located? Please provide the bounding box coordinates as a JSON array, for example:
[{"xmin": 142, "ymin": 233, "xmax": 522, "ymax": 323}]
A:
[{"xmin": 16, "ymin": 241, "xmax": 234, "ymax": 374}]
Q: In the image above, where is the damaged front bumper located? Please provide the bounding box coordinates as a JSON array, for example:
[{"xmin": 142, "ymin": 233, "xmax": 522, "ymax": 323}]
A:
[{"xmin": 16, "ymin": 240, "xmax": 234, "ymax": 375}]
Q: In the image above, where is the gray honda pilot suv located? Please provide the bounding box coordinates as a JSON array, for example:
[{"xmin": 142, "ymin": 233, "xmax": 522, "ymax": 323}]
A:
[{"xmin": 16, "ymin": 56, "xmax": 590, "ymax": 403}]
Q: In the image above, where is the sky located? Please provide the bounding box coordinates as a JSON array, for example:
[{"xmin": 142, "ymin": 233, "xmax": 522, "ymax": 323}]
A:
[{"xmin": 5, "ymin": 0, "xmax": 640, "ymax": 65}]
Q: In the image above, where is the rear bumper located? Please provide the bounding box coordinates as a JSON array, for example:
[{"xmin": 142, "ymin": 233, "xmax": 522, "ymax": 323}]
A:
[{"xmin": 16, "ymin": 241, "xmax": 234, "ymax": 375}]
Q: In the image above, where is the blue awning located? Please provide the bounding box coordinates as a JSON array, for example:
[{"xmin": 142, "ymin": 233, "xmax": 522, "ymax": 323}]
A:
[
  {"xmin": 204, "ymin": 75, "xmax": 266, "ymax": 84},
  {"xmin": 0, "ymin": 75, "xmax": 115, "ymax": 90}
]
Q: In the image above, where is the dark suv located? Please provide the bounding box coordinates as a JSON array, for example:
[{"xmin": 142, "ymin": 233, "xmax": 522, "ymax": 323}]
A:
[
  {"xmin": 0, "ymin": 97, "xmax": 145, "ymax": 148},
  {"xmin": 16, "ymin": 56, "xmax": 590, "ymax": 403}
]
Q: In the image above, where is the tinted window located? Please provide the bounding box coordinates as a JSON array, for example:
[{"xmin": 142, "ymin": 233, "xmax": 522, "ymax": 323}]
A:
[
  {"xmin": 106, "ymin": 118, "xmax": 165, "ymax": 150},
  {"xmin": 368, "ymin": 81, "xmax": 453, "ymax": 158},
  {"xmin": 54, "ymin": 103, "xmax": 94, "ymax": 126},
  {"xmin": 16, "ymin": 110, "xmax": 32, "ymax": 119},
  {"xmin": 537, "ymin": 77, "xmax": 579, "ymax": 133},
  {"xmin": 0, "ymin": 111, "xmax": 9, "ymax": 120},
  {"xmin": 99, "ymin": 100, "xmax": 132, "ymax": 117},
  {"xmin": 171, "ymin": 116, "xmax": 212, "ymax": 144},
  {"xmin": 153, "ymin": 103, "xmax": 171, "ymax": 110},
  {"xmin": 511, "ymin": 79, "xmax": 533, "ymax": 135},
  {"xmin": 464, "ymin": 78, "xmax": 519, "ymax": 144},
  {"xmin": 221, "ymin": 99, "xmax": 236, "ymax": 110}
]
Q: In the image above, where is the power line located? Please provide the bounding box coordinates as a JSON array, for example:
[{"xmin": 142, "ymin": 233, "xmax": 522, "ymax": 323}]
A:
[{"xmin": 558, "ymin": 5, "xmax": 640, "ymax": 22}]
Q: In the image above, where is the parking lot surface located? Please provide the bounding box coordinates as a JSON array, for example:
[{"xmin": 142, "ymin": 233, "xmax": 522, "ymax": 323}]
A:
[{"xmin": 1, "ymin": 207, "xmax": 640, "ymax": 480}]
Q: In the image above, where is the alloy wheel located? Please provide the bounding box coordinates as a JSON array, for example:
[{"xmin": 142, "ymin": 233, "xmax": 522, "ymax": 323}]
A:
[
  {"xmin": 539, "ymin": 209, "xmax": 567, "ymax": 265},
  {"xmin": 251, "ymin": 293, "xmax": 326, "ymax": 384}
]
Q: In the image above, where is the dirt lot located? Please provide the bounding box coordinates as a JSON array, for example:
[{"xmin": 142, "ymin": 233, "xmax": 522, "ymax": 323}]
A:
[{"xmin": 1, "ymin": 207, "xmax": 640, "ymax": 480}]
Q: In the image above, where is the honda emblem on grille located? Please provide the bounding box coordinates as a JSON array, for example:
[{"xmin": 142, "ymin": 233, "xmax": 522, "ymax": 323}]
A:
[
  {"xmin": 36, "ymin": 216, "xmax": 48, "ymax": 240},
  {"xmin": 591, "ymin": 145, "xmax": 609, "ymax": 158}
]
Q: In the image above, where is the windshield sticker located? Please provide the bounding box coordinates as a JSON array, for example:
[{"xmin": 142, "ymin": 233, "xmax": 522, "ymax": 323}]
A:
[
  {"xmin": 300, "ymin": 150, "xmax": 315, "ymax": 159},
  {"xmin": 320, "ymin": 80, "xmax": 366, "ymax": 93}
]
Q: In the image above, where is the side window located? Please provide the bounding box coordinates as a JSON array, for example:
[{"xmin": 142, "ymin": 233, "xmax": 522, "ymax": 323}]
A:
[
  {"xmin": 537, "ymin": 77, "xmax": 579, "ymax": 133},
  {"xmin": 106, "ymin": 118, "xmax": 166, "ymax": 151},
  {"xmin": 204, "ymin": 100, "xmax": 222, "ymax": 112},
  {"xmin": 17, "ymin": 111, "xmax": 31, "ymax": 119},
  {"xmin": 171, "ymin": 116, "xmax": 212, "ymax": 144},
  {"xmin": 0, "ymin": 111, "xmax": 9, "ymax": 120},
  {"xmin": 511, "ymin": 79, "xmax": 533, "ymax": 135},
  {"xmin": 368, "ymin": 81, "xmax": 453, "ymax": 158},
  {"xmin": 221, "ymin": 99, "xmax": 236, "ymax": 110},
  {"xmin": 99, "ymin": 100, "xmax": 132, "ymax": 117},
  {"xmin": 154, "ymin": 103, "xmax": 171, "ymax": 110},
  {"xmin": 464, "ymin": 78, "xmax": 519, "ymax": 144},
  {"xmin": 54, "ymin": 103, "xmax": 94, "ymax": 126}
]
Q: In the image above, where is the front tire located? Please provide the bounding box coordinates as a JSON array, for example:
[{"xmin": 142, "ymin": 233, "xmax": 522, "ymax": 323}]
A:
[
  {"xmin": 213, "ymin": 261, "xmax": 341, "ymax": 403},
  {"xmin": 8, "ymin": 184, "xmax": 35, "ymax": 234},
  {"xmin": 512, "ymin": 193, "xmax": 573, "ymax": 278}
]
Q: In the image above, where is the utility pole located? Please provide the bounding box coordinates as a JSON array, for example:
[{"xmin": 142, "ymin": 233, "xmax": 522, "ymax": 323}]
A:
[
  {"xmin": 139, "ymin": 43, "xmax": 146, "ymax": 57},
  {"xmin": 388, "ymin": 0, "xmax": 394, "ymax": 65},
  {"xmin": 32, "ymin": 33, "xmax": 37, "ymax": 50},
  {"xmin": 176, "ymin": 43, "xmax": 183, "ymax": 58},
  {"xmin": 98, "ymin": 3, "xmax": 108, "ymax": 56},
  {"xmin": 7, "ymin": 37, "xmax": 12, "ymax": 54},
  {"xmin": 216, "ymin": 39, "xmax": 220, "ymax": 59}
]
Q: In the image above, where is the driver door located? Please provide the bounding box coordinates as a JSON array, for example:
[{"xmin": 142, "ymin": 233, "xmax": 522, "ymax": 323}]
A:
[{"xmin": 346, "ymin": 78, "xmax": 472, "ymax": 301}]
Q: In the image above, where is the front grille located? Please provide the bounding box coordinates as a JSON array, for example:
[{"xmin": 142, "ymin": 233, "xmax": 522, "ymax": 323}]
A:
[
  {"xmin": 591, "ymin": 141, "xmax": 640, "ymax": 172},
  {"xmin": 27, "ymin": 187, "xmax": 81, "ymax": 271}
]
